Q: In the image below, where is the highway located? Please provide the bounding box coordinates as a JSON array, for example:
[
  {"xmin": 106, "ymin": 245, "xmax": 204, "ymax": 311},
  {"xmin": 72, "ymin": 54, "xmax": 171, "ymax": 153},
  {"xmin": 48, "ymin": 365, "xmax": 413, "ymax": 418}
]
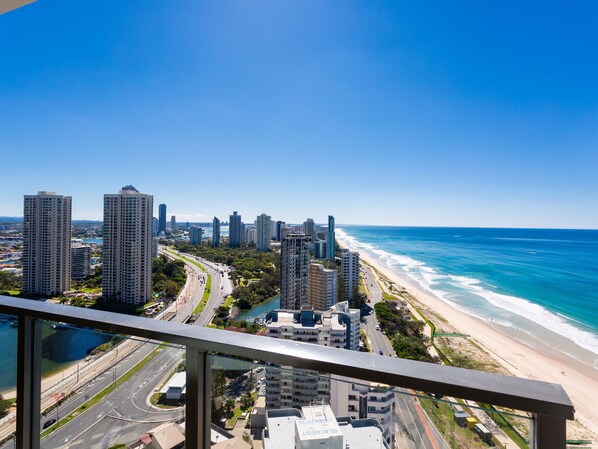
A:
[
  {"xmin": 361, "ymin": 265, "xmax": 450, "ymax": 449},
  {"xmin": 1, "ymin": 247, "xmax": 229, "ymax": 449}
]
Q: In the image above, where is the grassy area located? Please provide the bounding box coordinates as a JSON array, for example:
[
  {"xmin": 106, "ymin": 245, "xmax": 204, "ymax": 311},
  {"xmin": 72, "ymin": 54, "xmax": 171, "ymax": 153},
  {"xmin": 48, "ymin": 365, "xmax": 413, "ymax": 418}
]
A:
[
  {"xmin": 419, "ymin": 397, "xmax": 502, "ymax": 449},
  {"xmin": 383, "ymin": 293, "xmax": 400, "ymax": 301},
  {"xmin": 193, "ymin": 274, "xmax": 212, "ymax": 315},
  {"xmin": 227, "ymin": 405, "xmax": 244, "ymax": 428},
  {"xmin": 222, "ymin": 295, "xmax": 235, "ymax": 309},
  {"xmin": 41, "ymin": 344, "xmax": 163, "ymax": 438},
  {"xmin": 166, "ymin": 249, "xmax": 207, "ymax": 273}
]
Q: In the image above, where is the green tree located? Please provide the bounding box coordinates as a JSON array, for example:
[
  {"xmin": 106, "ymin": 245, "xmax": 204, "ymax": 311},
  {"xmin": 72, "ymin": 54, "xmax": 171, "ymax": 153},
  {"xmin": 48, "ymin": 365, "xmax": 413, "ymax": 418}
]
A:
[
  {"xmin": 240, "ymin": 392, "xmax": 253, "ymax": 410},
  {"xmin": 0, "ymin": 394, "xmax": 12, "ymax": 419}
]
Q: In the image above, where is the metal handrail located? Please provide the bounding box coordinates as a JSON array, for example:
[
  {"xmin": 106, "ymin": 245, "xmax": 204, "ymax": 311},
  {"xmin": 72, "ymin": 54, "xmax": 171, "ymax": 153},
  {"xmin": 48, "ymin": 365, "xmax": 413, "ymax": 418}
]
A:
[{"xmin": 0, "ymin": 295, "xmax": 575, "ymax": 449}]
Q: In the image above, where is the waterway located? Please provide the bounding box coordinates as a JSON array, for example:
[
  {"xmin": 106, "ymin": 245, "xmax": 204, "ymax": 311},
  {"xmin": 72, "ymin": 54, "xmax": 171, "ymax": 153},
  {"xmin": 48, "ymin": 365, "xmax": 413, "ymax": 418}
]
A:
[
  {"xmin": 235, "ymin": 295, "xmax": 280, "ymax": 323},
  {"xmin": 0, "ymin": 316, "xmax": 111, "ymax": 393}
]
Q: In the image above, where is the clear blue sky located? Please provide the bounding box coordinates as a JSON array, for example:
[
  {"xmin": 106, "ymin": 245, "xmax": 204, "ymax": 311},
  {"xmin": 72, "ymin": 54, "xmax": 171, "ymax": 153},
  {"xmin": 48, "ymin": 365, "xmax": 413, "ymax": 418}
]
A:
[{"xmin": 1, "ymin": 1, "xmax": 597, "ymax": 228}]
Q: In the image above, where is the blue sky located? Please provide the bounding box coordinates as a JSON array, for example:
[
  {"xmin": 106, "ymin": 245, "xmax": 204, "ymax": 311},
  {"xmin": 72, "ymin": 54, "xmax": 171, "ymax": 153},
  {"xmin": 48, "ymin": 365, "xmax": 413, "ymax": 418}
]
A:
[{"xmin": 1, "ymin": 1, "xmax": 597, "ymax": 228}]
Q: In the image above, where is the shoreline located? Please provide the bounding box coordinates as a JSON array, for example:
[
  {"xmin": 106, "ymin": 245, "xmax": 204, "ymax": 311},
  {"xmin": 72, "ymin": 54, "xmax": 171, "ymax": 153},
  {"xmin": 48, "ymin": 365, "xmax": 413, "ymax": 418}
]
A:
[{"xmin": 337, "ymin": 234, "xmax": 598, "ymax": 444}]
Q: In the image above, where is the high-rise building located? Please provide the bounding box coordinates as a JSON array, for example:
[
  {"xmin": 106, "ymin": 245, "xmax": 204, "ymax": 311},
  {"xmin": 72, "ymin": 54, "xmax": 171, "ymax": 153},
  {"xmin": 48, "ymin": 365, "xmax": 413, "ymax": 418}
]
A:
[
  {"xmin": 308, "ymin": 263, "xmax": 338, "ymax": 310},
  {"xmin": 264, "ymin": 308, "xmax": 349, "ymax": 410},
  {"xmin": 71, "ymin": 244, "xmax": 91, "ymax": 281},
  {"xmin": 240, "ymin": 222, "xmax": 246, "ymax": 244},
  {"xmin": 303, "ymin": 218, "xmax": 317, "ymax": 241},
  {"xmin": 246, "ymin": 227, "xmax": 257, "ymax": 245},
  {"xmin": 170, "ymin": 215, "xmax": 177, "ymax": 232},
  {"xmin": 275, "ymin": 221, "xmax": 286, "ymax": 241},
  {"xmin": 158, "ymin": 204, "xmax": 167, "ymax": 234},
  {"xmin": 280, "ymin": 234, "xmax": 311, "ymax": 310},
  {"xmin": 341, "ymin": 249, "xmax": 360, "ymax": 301},
  {"xmin": 102, "ymin": 185, "xmax": 153, "ymax": 304},
  {"xmin": 152, "ymin": 217, "xmax": 159, "ymax": 236},
  {"xmin": 280, "ymin": 226, "xmax": 291, "ymax": 240},
  {"xmin": 255, "ymin": 213, "xmax": 272, "ymax": 251},
  {"xmin": 212, "ymin": 217, "xmax": 220, "ymax": 247},
  {"xmin": 229, "ymin": 211, "xmax": 242, "ymax": 247},
  {"xmin": 22, "ymin": 191, "xmax": 72, "ymax": 296},
  {"xmin": 189, "ymin": 226, "xmax": 203, "ymax": 245},
  {"xmin": 152, "ymin": 237, "xmax": 159, "ymax": 258},
  {"xmin": 326, "ymin": 215, "xmax": 335, "ymax": 260}
]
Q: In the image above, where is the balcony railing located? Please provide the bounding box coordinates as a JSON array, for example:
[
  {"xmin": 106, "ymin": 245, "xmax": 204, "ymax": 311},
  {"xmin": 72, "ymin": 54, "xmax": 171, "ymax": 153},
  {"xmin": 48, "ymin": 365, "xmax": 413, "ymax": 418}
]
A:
[{"xmin": 0, "ymin": 295, "xmax": 574, "ymax": 449}]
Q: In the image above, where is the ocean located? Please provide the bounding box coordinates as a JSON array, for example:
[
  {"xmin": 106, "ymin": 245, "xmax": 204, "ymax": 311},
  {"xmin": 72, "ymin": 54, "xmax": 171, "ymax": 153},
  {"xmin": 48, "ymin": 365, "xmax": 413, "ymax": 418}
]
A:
[{"xmin": 337, "ymin": 226, "xmax": 598, "ymax": 360}]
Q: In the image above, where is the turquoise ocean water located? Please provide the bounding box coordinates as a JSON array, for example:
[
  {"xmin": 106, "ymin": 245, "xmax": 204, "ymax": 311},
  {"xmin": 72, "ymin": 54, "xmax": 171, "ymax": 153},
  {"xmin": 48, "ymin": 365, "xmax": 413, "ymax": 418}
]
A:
[{"xmin": 338, "ymin": 226, "xmax": 598, "ymax": 359}]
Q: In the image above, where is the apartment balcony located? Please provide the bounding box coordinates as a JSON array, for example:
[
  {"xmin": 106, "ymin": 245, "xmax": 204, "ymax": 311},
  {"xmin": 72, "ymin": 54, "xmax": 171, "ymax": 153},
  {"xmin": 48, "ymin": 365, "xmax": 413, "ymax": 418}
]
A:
[{"xmin": 0, "ymin": 296, "xmax": 574, "ymax": 449}]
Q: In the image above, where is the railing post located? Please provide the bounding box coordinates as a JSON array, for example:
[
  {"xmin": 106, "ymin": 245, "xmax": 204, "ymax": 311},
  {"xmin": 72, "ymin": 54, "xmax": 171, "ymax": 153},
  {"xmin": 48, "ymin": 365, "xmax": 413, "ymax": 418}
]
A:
[
  {"xmin": 16, "ymin": 315, "xmax": 41, "ymax": 449},
  {"xmin": 531, "ymin": 414, "xmax": 566, "ymax": 449},
  {"xmin": 186, "ymin": 347, "xmax": 211, "ymax": 449}
]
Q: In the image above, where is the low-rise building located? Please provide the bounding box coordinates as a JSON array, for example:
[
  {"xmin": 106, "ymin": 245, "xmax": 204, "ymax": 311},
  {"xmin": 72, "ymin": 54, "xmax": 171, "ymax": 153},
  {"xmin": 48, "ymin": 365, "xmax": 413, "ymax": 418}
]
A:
[{"xmin": 262, "ymin": 404, "xmax": 388, "ymax": 449}]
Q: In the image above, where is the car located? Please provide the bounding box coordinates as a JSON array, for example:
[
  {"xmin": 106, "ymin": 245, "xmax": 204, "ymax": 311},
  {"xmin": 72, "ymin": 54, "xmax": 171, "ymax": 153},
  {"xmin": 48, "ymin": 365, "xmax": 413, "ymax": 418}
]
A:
[
  {"xmin": 375, "ymin": 325, "xmax": 380, "ymax": 331},
  {"xmin": 43, "ymin": 418, "xmax": 57, "ymax": 429},
  {"xmin": 378, "ymin": 350, "xmax": 384, "ymax": 356}
]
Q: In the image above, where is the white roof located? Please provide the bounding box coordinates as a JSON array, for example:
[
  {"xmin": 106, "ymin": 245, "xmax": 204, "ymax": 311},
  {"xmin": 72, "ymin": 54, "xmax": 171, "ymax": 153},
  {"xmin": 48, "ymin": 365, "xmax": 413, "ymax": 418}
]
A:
[{"xmin": 160, "ymin": 372, "xmax": 186, "ymax": 393}]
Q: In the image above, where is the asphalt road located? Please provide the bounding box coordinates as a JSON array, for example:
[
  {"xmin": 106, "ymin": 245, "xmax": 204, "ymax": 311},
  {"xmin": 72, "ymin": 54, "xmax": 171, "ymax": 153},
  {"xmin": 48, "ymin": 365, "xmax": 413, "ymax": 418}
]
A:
[
  {"xmin": 362, "ymin": 265, "xmax": 450, "ymax": 449},
  {"xmin": 0, "ymin": 248, "xmax": 230, "ymax": 449}
]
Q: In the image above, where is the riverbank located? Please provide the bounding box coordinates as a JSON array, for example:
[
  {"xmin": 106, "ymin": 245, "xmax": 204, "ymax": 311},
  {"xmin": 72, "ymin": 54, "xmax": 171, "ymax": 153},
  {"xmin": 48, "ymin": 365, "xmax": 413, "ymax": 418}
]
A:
[{"xmin": 337, "ymin": 233, "xmax": 598, "ymax": 444}]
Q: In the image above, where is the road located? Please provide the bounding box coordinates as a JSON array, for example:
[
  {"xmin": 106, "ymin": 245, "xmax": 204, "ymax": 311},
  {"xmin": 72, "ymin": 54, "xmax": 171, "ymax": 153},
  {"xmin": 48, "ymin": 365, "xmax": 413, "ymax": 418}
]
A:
[
  {"xmin": 1, "ymin": 248, "xmax": 230, "ymax": 449},
  {"xmin": 361, "ymin": 265, "xmax": 450, "ymax": 449}
]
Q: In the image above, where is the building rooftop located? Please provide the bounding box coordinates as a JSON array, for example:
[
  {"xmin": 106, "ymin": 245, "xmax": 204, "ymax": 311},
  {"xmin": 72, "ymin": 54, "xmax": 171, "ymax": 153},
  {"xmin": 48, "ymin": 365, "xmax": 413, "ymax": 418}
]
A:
[{"xmin": 263, "ymin": 405, "xmax": 387, "ymax": 449}]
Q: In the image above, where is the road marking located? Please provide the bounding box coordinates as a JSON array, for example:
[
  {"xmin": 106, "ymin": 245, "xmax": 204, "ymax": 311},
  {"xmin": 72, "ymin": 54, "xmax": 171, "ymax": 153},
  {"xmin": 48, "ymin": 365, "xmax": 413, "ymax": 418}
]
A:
[{"xmin": 413, "ymin": 397, "xmax": 441, "ymax": 449}]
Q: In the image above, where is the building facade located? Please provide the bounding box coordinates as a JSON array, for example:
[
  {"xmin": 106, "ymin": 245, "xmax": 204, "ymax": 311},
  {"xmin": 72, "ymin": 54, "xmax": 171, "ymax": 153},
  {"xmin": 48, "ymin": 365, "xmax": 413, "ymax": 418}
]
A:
[
  {"xmin": 341, "ymin": 248, "xmax": 360, "ymax": 301},
  {"xmin": 303, "ymin": 218, "xmax": 317, "ymax": 242},
  {"xmin": 158, "ymin": 203, "xmax": 167, "ymax": 234},
  {"xmin": 326, "ymin": 215, "xmax": 335, "ymax": 260},
  {"xmin": 22, "ymin": 191, "xmax": 72, "ymax": 296},
  {"xmin": 255, "ymin": 213, "xmax": 272, "ymax": 251},
  {"xmin": 280, "ymin": 234, "xmax": 311, "ymax": 310},
  {"xmin": 170, "ymin": 215, "xmax": 177, "ymax": 232},
  {"xmin": 212, "ymin": 216, "xmax": 220, "ymax": 247},
  {"xmin": 264, "ymin": 309, "xmax": 349, "ymax": 410},
  {"xmin": 229, "ymin": 211, "xmax": 242, "ymax": 247},
  {"xmin": 189, "ymin": 226, "xmax": 203, "ymax": 245},
  {"xmin": 71, "ymin": 244, "xmax": 91, "ymax": 281},
  {"xmin": 308, "ymin": 263, "xmax": 338, "ymax": 310},
  {"xmin": 102, "ymin": 185, "xmax": 153, "ymax": 304}
]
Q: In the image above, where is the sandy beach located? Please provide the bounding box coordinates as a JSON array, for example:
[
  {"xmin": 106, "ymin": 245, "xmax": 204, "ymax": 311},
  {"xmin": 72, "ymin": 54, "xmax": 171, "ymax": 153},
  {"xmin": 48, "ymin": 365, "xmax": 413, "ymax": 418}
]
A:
[{"xmin": 338, "ymin": 234, "xmax": 598, "ymax": 444}]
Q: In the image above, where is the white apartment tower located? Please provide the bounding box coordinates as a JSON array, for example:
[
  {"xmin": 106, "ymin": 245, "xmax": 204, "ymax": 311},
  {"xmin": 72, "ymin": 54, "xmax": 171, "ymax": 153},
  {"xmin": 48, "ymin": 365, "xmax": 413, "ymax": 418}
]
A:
[
  {"xmin": 22, "ymin": 192, "xmax": 72, "ymax": 296},
  {"xmin": 308, "ymin": 263, "xmax": 338, "ymax": 310},
  {"xmin": 341, "ymin": 249, "xmax": 360, "ymax": 301},
  {"xmin": 280, "ymin": 234, "xmax": 311, "ymax": 310},
  {"xmin": 265, "ymin": 309, "xmax": 350, "ymax": 410},
  {"xmin": 255, "ymin": 213, "xmax": 272, "ymax": 251},
  {"xmin": 102, "ymin": 185, "xmax": 153, "ymax": 304}
]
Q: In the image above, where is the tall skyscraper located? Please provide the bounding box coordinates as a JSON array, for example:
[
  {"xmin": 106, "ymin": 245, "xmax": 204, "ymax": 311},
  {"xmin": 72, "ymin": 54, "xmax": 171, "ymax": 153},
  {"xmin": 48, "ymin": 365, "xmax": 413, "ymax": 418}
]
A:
[
  {"xmin": 158, "ymin": 204, "xmax": 167, "ymax": 234},
  {"xmin": 22, "ymin": 191, "xmax": 72, "ymax": 296},
  {"xmin": 280, "ymin": 234, "xmax": 311, "ymax": 309},
  {"xmin": 341, "ymin": 248, "xmax": 360, "ymax": 302},
  {"xmin": 152, "ymin": 217, "xmax": 159, "ymax": 236},
  {"xmin": 212, "ymin": 217, "xmax": 221, "ymax": 247},
  {"xmin": 229, "ymin": 211, "xmax": 242, "ymax": 247},
  {"xmin": 102, "ymin": 185, "xmax": 153, "ymax": 304},
  {"xmin": 264, "ymin": 307, "xmax": 360, "ymax": 410},
  {"xmin": 246, "ymin": 227, "xmax": 257, "ymax": 245},
  {"xmin": 308, "ymin": 263, "xmax": 338, "ymax": 310},
  {"xmin": 71, "ymin": 244, "xmax": 92, "ymax": 281},
  {"xmin": 189, "ymin": 226, "xmax": 203, "ymax": 245},
  {"xmin": 303, "ymin": 218, "xmax": 317, "ymax": 241},
  {"xmin": 255, "ymin": 213, "xmax": 272, "ymax": 251},
  {"xmin": 275, "ymin": 220, "xmax": 286, "ymax": 241},
  {"xmin": 326, "ymin": 215, "xmax": 335, "ymax": 260},
  {"xmin": 170, "ymin": 215, "xmax": 177, "ymax": 232}
]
